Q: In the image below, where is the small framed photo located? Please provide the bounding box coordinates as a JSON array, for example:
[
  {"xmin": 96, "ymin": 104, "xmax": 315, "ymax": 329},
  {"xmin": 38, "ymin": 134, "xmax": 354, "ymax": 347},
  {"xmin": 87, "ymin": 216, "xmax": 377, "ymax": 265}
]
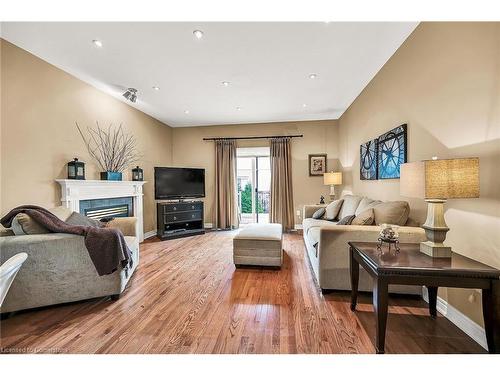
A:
[{"xmin": 308, "ymin": 154, "xmax": 327, "ymax": 176}]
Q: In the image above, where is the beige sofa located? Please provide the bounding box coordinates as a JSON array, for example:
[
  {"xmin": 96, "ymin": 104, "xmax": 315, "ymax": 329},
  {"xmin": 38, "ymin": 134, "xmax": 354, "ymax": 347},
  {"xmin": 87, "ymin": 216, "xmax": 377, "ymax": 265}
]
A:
[
  {"xmin": 302, "ymin": 195, "xmax": 426, "ymax": 294},
  {"xmin": 0, "ymin": 207, "xmax": 139, "ymax": 314}
]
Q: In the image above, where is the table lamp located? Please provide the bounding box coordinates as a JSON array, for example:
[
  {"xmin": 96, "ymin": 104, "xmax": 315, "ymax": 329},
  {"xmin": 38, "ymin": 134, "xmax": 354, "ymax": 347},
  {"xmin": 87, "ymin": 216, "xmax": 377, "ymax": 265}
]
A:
[
  {"xmin": 400, "ymin": 157, "xmax": 479, "ymax": 257},
  {"xmin": 323, "ymin": 172, "xmax": 342, "ymax": 201}
]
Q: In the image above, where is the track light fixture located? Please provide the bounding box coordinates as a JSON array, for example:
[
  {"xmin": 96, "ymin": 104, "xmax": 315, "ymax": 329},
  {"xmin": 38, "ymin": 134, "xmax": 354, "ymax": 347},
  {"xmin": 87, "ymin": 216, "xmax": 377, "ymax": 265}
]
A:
[{"xmin": 123, "ymin": 88, "xmax": 138, "ymax": 103}]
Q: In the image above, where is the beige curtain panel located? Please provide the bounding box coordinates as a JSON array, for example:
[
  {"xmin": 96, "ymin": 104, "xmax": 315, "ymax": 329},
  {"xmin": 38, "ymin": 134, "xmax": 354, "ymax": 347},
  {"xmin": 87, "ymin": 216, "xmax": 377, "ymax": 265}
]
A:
[
  {"xmin": 270, "ymin": 137, "xmax": 295, "ymax": 231},
  {"xmin": 213, "ymin": 139, "xmax": 239, "ymax": 230}
]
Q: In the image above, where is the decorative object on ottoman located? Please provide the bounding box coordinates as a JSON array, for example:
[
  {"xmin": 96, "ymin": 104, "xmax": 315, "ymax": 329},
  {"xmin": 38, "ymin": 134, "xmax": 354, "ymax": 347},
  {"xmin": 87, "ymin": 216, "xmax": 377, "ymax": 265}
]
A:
[
  {"xmin": 76, "ymin": 122, "xmax": 142, "ymax": 181},
  {"xmin": 323, "ymin": 171, "xmax": 342, "ymax": 200},
  {"xmin": 319, "ymin": 195, "xmax": 325, "ymax": 204},
  {"xmin": 360, "ymin": 138, "xmax": 378, "ymax": 180},
  {"xmin": 308, "ymin": 154, "xmax": 327, "ymax": 176},
  {"xmin": 233, "ymin": 223, "xmax": 283, "ymax": 267},
  {"xmin": 67, "ymin": 158, "xmax": 85, "ymax": 180},
  {"xmin": 132, "ymin": 166, "xmax": 144, "ymax": 181},
  {"xmin": 377, "ymin": 223, "xmax": 400, "ymax": 253},
  {"xmin": 400, "ymin": 157, "xmax": 479, "ymax": 258},
  {"xmin": 377, "ymin": 124, "xmax": 407, "ymax": 179}
]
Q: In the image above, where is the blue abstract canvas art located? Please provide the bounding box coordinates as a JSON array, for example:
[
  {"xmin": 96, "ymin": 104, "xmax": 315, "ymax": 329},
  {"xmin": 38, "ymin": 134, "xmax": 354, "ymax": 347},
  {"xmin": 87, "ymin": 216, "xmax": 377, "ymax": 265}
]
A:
[
  {"xmin": 377, "ymin": 124, "xmax": 407, "ymax": 179},
  {"xmin": 360, "ymin": 138, "xmax": 378, "ymax": 180}
]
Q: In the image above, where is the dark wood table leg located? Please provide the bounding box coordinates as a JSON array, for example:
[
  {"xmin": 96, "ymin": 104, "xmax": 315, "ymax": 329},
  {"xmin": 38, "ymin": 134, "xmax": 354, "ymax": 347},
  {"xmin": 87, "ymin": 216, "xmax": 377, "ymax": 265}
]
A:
[
  {"xmin": 373, "ymin": 278, "xmax": 389, "ymax": 354},
  {"xmin": 350, "ymin": 247, "xmax": 359, "ymax": 311},
  {"xmin": 427, "ymin": 286, "xmax": 438, "ymax": 319},
  {"xmin": 482, "ymin": 280, "xmax": 500, "ymax": 354}
]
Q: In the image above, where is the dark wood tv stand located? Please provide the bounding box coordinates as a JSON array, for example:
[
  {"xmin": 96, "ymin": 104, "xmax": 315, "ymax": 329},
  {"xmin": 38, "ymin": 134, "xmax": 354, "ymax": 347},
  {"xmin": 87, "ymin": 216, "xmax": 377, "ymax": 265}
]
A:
[{"xmin": 156, "ymin": 201, "xmax": 205, "ymax": 240}]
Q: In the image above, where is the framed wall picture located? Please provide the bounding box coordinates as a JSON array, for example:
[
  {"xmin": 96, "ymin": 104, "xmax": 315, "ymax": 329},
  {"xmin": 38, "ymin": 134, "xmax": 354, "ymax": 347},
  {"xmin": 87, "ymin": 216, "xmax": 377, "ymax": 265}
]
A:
[
  {"xmin": 360, "ymin": 139, "xmax": 378, "ymax": 180},
  {"xmin": 377, "ymin": 124, "xmax": 407, "ymax": 179},
  {"xmin": 308, "ymin": 154, "xmax": 327, "ymax": 176}
]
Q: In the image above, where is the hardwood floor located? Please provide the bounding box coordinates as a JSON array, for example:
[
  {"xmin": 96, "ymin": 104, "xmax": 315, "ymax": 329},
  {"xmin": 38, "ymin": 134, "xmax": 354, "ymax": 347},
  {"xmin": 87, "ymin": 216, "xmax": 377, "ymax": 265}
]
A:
[{"xmin": 0, "ymin": 231, "xmax": 486, "ymax": 354}]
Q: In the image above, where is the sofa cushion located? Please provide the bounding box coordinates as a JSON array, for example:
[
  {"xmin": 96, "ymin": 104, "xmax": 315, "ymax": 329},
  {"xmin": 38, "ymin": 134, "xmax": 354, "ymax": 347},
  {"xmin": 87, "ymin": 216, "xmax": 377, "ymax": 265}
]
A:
[
  {"xmin": 324, "ymin": 199, "xmax": 343, "ymax": 221},
  {"xmin": 352, "ymin": 208, "xmax": 375, "ymax": 225},
  {"xmin": 312, "ymin": 207, "xmax": 326, "ymax": 219},
  {"xmin": 337, "ymin": 215, "xmax": 355, "ymax": 225},
  {"xmin": 338, "ymin": 195, "xmax": 363, "ymax": 220},
  {"xmin": 373, "ymin": 201, "xmax": 410, "ymax": 226},
  {"xmin": 355, "ymin": 197, "xmax": 382, "ymax": 215}
]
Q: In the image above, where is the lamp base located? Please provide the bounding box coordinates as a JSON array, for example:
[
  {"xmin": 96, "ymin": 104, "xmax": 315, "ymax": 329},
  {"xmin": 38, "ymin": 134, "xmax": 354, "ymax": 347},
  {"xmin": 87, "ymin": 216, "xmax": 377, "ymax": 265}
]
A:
[
  {"xmin": 329, "ymin": 185, "xmax": 336, "ymax": 201},
  {"xmin": 420, "ymin": 199, "xmax": 452, "ymax": 258},
  {"xmin": 420, "ymin": 241, "xmax": 452, "ymax": 258}
]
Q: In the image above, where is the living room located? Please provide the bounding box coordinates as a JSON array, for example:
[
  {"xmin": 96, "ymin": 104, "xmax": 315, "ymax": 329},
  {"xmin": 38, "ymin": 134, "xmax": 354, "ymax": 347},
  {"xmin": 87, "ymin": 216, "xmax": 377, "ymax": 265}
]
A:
[{"xmin": 1, "ymin": 1, "xmax": 499, "ymax": 371}]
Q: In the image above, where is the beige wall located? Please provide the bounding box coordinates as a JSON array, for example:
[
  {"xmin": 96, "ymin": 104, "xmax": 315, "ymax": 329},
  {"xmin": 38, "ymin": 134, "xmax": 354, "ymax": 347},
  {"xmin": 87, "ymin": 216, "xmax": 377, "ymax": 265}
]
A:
[
  {"xmin": 338, "ymin": 22, "xmax": 500, "ymax": 326},
  {"xmin": 172, "ymin": 120, "xmax": 339, "ymax": 225},
  {"xmin": 0, "ymin": 39, "xmax": 173, "ymax": 233}
]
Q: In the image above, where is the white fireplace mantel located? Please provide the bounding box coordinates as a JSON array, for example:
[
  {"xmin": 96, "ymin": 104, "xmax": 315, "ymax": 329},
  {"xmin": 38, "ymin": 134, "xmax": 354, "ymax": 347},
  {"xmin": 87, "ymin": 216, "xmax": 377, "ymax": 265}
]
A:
[{"xmin": 55, "ymin": 179, "xmax": 147, "ymax": 242}]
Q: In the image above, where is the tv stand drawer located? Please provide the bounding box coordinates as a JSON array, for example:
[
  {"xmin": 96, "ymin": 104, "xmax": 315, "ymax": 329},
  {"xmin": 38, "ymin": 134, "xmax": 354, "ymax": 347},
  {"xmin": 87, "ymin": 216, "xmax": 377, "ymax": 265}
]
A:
[
  {"xmin": 162, "ymin": 202, "xmax": 203, "ymax": 213},
  {"xmin": 165, "ymin": 211, "xmax": 202, "ymax": 223}
]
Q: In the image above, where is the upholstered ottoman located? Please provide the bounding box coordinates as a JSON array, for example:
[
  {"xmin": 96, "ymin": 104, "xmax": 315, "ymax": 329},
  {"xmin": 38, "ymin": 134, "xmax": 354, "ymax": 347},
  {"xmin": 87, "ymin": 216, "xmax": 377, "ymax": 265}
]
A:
[{"xmin": 233, "ymin": 223, "xmax": 283, "ymax": 267}]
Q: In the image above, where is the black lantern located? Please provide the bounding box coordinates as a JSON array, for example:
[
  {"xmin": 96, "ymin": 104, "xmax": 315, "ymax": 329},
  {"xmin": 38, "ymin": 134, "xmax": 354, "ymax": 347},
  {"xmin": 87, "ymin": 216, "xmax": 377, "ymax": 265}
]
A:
[
  {"xmin": 67, "ymin": 158, "xmax": 85, "ymax": 180},
  {"xmin": 132, "ymin": 166, "xmax": 143, "ymax": 181}
]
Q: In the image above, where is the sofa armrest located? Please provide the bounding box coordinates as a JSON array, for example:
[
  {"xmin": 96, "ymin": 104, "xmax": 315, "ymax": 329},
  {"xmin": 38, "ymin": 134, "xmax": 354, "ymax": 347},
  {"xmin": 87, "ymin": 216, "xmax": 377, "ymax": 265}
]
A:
[
  {"xmin": 303, "ymin": 204, "xmax": 327, "ymax": 219},
  {"xmin": 317, "ymin": 225, "xmax": 426, "ymax": 269},
  {"xmin": 105, "ymin": 217, "xmax": 138, "ymax": 237}
]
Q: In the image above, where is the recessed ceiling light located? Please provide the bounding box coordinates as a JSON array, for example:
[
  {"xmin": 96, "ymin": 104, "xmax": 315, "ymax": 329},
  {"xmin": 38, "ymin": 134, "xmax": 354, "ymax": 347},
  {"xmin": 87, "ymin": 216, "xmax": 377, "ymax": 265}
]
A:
[
  {"xmin": 152, "ymin": 86, "xmax": 160, "ymax": 91},
  {"xmin": 92, "ymin": 39, "xmax": 103, "ymax": 48},
  {"xmin": 184, "ymin": 109, "xmax": 190, "ymax": 114},
  {"xmin": 236, "ymin": 107, "xmax": 241, "ymax": 111},
  {"xmin": 302, "ymin": 103, "xmax": 307, "ymax": 108},
  {"xmin": 309, "ymin": 73, "xmax": 317, "ymax": 79},
  {"xmin": 222, "ymin": 81, "xmax": 230, "ymax": 87},
  {"xmin": 193, "ymin": 30, "xmax": 204, "ymax": 39}
]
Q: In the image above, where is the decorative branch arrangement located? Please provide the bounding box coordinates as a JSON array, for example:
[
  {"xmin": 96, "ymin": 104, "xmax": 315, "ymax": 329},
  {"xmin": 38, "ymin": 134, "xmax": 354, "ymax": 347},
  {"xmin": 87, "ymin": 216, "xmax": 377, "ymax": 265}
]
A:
[{"xmin": 76, "ymin": 122, "xmax": 142, "ymax": 172}]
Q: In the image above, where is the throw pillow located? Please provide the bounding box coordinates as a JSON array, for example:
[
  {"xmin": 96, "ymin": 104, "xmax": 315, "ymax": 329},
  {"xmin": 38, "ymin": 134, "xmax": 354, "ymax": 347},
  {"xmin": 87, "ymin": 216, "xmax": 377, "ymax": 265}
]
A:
[
  {"xmin": 373, "ymin": 201, "xmax": 410, "ymax": 226},
  {"xmin": 351, "ymin": 208, "xmax": 375, "ymax": 225},
  {"xmin": 13, "ymin": 213, "xmax": 50, "ymax": 235},
  {"xmin": 65, "ymin": 212, "xmax": 104, "ymax": 228},
  {"xmin": 337, "ymin": 215, "xmax": 355, "ymax": 225},
  {"xmin": 312, "ymin": 207, "xmax": 326, "ymax": 219},
  {"xmin": 324, "ymin": 199, "xmax": 344, "ymax": 221},
  {"xmin": 9, "ymin": 206, "xmax": 76, "ymax": 235}
]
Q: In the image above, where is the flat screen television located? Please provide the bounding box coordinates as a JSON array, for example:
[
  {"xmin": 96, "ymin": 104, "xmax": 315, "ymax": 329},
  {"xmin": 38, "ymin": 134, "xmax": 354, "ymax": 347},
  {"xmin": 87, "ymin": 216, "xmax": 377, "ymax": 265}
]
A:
[{"xmin": 154, "ymin": 167, "xmax": 205, "ymax": 200}]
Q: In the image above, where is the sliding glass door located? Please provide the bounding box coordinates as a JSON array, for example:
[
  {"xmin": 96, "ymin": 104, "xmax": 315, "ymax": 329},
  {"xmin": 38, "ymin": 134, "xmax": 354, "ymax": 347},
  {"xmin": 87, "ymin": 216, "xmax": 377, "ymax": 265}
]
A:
[{"xmin": 236, "ymin": 148, "xmax": 270, "ymax": 225}]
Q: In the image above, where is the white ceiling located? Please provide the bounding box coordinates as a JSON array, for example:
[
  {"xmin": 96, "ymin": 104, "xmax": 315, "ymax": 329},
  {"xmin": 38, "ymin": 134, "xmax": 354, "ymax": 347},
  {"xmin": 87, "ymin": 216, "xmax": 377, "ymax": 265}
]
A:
[{"xmin": 1, "ymin": 22, "xmax": 418, "ymax": 127}]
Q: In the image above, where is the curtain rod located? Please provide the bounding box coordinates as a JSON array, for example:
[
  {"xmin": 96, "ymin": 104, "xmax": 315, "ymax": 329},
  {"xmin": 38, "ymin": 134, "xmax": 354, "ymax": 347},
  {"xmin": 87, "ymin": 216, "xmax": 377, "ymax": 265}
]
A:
[{"xmin": 202, "ymin": 135, "xmax": 303, "ymax": 141}]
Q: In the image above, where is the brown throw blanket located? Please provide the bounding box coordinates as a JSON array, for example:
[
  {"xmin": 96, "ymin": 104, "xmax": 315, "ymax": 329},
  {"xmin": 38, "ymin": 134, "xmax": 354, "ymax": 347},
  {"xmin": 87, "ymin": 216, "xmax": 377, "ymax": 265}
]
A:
[{"xmin": 1, "ymin": 205, "xmax": 132, "ymax": 276}]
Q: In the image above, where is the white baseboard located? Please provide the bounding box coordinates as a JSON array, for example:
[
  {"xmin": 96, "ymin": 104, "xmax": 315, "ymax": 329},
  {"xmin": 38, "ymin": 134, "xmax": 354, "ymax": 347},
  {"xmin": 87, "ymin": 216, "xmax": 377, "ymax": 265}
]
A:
[{"xmin": 422, "ymin": 287, "xmax": 487, "ymax": 350}]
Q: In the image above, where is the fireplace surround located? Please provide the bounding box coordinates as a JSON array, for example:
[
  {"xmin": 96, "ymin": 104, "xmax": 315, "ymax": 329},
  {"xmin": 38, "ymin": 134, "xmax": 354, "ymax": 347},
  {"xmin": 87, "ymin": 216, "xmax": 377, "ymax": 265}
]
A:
[{"xmin": 56, "ymin": 179, "xmax": 146, "ymax": 241}]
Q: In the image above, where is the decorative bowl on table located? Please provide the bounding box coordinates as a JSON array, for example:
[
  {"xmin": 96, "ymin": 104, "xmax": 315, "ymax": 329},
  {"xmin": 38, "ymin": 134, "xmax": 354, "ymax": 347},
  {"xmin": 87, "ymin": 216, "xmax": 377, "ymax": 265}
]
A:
[{"xmin": 377, "ymin": 224, "xmax": 400, "ymax": 254}]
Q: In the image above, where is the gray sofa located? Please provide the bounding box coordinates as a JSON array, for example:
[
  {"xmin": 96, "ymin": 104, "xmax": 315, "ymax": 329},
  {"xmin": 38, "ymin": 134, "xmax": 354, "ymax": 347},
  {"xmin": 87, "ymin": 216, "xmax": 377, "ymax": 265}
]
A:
[
  {"xmin": 302, "ymin": 195, "xmax": 426, "ymax": 295},
  {"xmin": 0, "ymin": 208, "xmax": 139, "ymax": 313}
]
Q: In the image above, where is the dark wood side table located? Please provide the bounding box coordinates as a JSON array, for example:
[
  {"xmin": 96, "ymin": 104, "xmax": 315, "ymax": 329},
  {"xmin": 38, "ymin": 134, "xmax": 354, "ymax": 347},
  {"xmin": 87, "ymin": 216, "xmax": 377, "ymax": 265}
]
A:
[{"xmin": 348, "ymin": 241, "xmax": 500, "ymax": 354}]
